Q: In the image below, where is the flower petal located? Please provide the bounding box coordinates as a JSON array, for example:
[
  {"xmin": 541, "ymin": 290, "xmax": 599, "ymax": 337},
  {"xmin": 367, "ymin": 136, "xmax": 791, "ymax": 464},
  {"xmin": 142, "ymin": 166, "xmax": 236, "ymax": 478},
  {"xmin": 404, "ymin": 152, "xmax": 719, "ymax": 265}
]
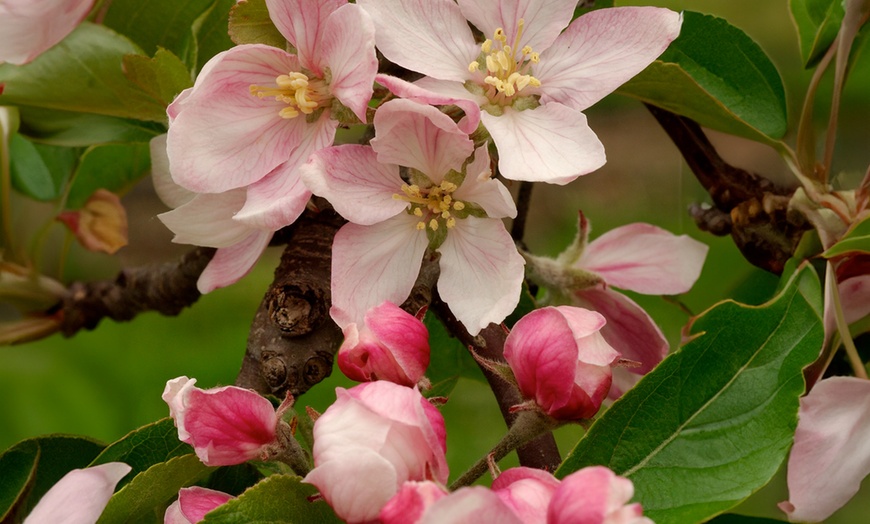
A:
[
  {"xmin": 457, "ymin": 0, "xmax": 577, "ymax": 53},
  {"xmin": 420, "ymin": 486, "xmax": 523, "ymax": 524},
  {"xmin": 264, "ymin": 0, "xmax": 344, "ymax": 74},
  {"xmin": 780, "ymin": 377, "xmax": 870, "ymax": 523},
  {"xmin": 166, "ymin": 45, "xmax": 308, "ymax": 192},
  {"xmin": 330, "ymin": 217, "xmax": 428, "ymax": 328},
  {"xmin": 536, "ymin": 7, "xmax": 682, "ymax": 111},
  {"xmin": 580, "ymin": 223, "xmax": 709, "ymax": 294},
  {"xmin": 158, "ymin": 191, "xmax": 250, "ymax": 248},
  {"xmin": 320, "ymin": 3, "xmax": 378, "ymax": 123},
  {"xmin": 176, "ymin": 487, "xmax": 234, "ymax": 523},
  {"xmin": 23, "ymin": 462, "xmax": 131, "ymax": 524},
  {"xmin": 481, "ymin": 103, "xmax": 605, "ymax": 184},
  {"xmin": 0, "ymin": 0, "xmax": 94, "ymax": 65},
  {"xmin": 301, "ymin": 145, "xmax": 407, "ymax": 225},
  {"xmin": 372, "ymin": 99, "xmax": 474, "ymax": 181},
  {"xmin": 376, "ymin": 74, "xmax": 484, "ymax": 134},
  {"xmin": 453, "ymin": 146, "xmax": 517, "ymax": 219},
  {"xmin": 357, "ymin": 0, "xmax": 479, "ymax": 82},
  {"xmin": 437, "ymin": 217, "xmax": 524, "ymax": 336},
  {"xmin": 197, "ymin": 229, "xmax": 273, "ymax": 293},
  {"xmin": 149, "ymin": 134, "xmax": 194, "ymax": 209}
]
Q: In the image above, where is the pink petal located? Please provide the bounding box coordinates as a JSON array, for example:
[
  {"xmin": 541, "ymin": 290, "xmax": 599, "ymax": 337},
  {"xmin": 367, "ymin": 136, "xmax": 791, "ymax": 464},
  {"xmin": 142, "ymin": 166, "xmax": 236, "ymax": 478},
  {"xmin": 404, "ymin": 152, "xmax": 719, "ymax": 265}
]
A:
[
  {"xmin": 457, "ymin": 0, "xmax": 577, "ymax": 53},
  {"xmin": 377, "ymin": 74, "xmax": 484, "ymax": 134},
  {"xmin": 580, "ymin": 223, "xmax": 708, "ymax": 295},
  {"xmin": 0, "ymin": 0, "xmax": 94, "ymax": 65},
  {"xmin": 166, "ymin": 45, "xmax": 308, "ymax": 192},
  {"xmin": 177, "ymin": 487, "xmax": 234, "ymax": 523},
  {"xmin": 536, "ymin": 7, "xmax": 682, "ymax": 111},
  {"xmin": 357, "ymin": 0, "xmax": 479, "ymax": 82},
  {"xmin": 372, "ymin": 99, "xmax": 474, "ymax": 181},
  {"xmin": 780, "ymin": 377, "xmax": 870, "ymax": 523},
  {"xmin": 380, "ymin": 481, "xmax": 448, "ymax": 524},
  {"xmin": 330, "ymin": 217, "xmax": 428, "ymax": 328},
  {"xmin": 573, "ymin": 287, "xmax": 668, "ymax": 376},
  {"xmin": 452, "ymin": 146, "xmax": 517, "ymax": 220},
  {"xmin": 301, "ymin": 145, "xmax": 407, "ymax": 225},
  {"xmin": 320, "ymin": 3, "xmax": 378, "ymax": 123},
  {"xmin": 23, "ymin": 462, "xmax": 131, "ymax": 524},
  {"xmin": 839, "ymin": 274, "xmax": 870, "ymax": 325},
  {"xmin": 149, "ymin": 134, "xmax": 194, "ymax": 209},
  {"xmin": 481, "ymin": 103, "xmax": 605, "ymax": 184},
  {"xmin": 548, "ymin": 466, "xmax": 647, "ymax": 524},
  {"xmin": 197, "ymin": 229, "xmax": 273, "ymax": 293},
  {"xmin": 364, "ymin": 301, "xmax": 430, "ymax": 383},
  {"xmin": 437, "ymin": 217, "xmax": 524, "ymax": 336},
  {"xmin": 162, "ymin": 376, "xmax": 198, "ymax": 443},
  {"xmin": 264, "ymin": 0, "xmax": 344, "ymax": 74},
  {"xmin": 419, "ymin": 486, "xmax": 523, "ymax": 524},
  {"xmin": 492, "ymin": 466, "xmax": 560, "ymax": 523},
  {"xmin": 158, "ymin": 191, "xmax": 251, "ymax": 248}
]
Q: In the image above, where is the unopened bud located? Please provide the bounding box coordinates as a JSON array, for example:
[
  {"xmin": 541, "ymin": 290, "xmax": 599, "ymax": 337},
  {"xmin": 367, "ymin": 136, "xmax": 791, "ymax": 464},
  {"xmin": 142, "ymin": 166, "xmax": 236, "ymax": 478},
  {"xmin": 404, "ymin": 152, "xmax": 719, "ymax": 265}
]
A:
[{"xmin": 58, "ymin": 189, "xmax": 128, "ymax": 254}]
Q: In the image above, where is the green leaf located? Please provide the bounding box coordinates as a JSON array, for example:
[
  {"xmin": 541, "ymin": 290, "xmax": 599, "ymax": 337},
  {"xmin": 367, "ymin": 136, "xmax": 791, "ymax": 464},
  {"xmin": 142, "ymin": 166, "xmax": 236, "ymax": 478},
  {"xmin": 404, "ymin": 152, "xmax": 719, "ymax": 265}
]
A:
[
  {"xmin": 97, "ymin": 454, "xmax": 214, "ymax": 524},
  {"xmin": 203, "ymin": 463, "xmax": 265, "ymax": 496},
  {"xmin": 66, "ymin": 142, "xmax": 151, "ymax": 209},
  {"xmin": 89, "ymin": 418, "xmax": 193, "ymax": 489},
  {"xmin": 201, "ymin": 474, "xmax": 342, "ymax": 524},
  {"xmin": 424, "ymin": 312, "xmax": 485, "ymax": 398},
  {"xmin": 790, "ymin": 0, "xmax": 845, "ymax": 67},
  {"xmin": 194, "ymin": 0, "xmax": 237, "ymax": 73},
  {"xmin": 16, "ymin": 105, "xmax": 164, "ymax": 147},
  {"xmin": 0, "ymin": 440, "xmax": 38, "ymax": 523},
  {"xmin": 707, "ymin": 515, "xmax": 789, "ymax": 524},
  {"xmin": 123, "ymin": 48, "xmax": 194, "ymax": 109},
  {"xmin": 557, "ymin": 265, "xmax": 824, "ymax": 524},
  {"xmin": 822, "ymin": 214, "xmax": 870, "ymax": 258},
  {"xmin": 0, "ymin": 23, "xmax": 168, "ymax": 122},
  {"xmin": 617, "ymin": 11, "xmax": 788, "ymax": 145},
  {"xmin": 9, "ymin": 134, "xmax": 76, "ymax": 201},
  {"xmin": 228, "ymin": 0, "xmax": 287, "ymax": 48}
]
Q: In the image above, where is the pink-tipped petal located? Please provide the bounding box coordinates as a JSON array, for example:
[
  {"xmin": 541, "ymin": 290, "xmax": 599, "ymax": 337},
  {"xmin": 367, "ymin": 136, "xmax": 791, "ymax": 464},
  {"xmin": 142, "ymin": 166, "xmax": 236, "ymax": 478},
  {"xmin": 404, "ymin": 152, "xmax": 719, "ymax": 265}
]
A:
[
  {"xmin": 537, "ymin": 7, "xmax": 682, "ymax": 111},
  {"xmin": 549, "ymin": 466, "xmax": 649, "ymax": 524},
  {"xmin": 158, "ymin": 191, "xmax": 250, "ymax": 248},
  {"xmin": 580, "ymin": 223, "xmax": 708, "ymax": 295},
  {"xmin": 301, "ymin": 145, "xmax": 406, "ymax": 225},
  {"xmin": 453, "ymin": 146, "xmax": 517, "ymax": 220},
  {"xmin": 23, "ymin": 462, "xmax": 131, "ymax": 524},
  {"xmin": 481, "ymin": 103, "xmax": 605, "ymax": 184},
  {"xmin": 492, "ymin": 467, "xmax": 560, "ymax": 523},
  {"xmin": 363, "ymin": 301, "xmax": 430, "ymax": 384},
  {"xmin": 437, "ymin": 217, "xmax": 524, "ymax": 336},
  {"xmin": 780, "ymin": 377, "xmax": 870, "ymax": 523},
  {"xmin": 357, "ymin": 0, "xmax": 479, "ymax": 82},
  {"xmin": 176, "ymin": 487, "xmax": 234, "ymax": 523},
  {"xmin": 377, "ymin": 75, "xmax": 484, "ymax": 134},
  {"xmin": 264, "ymin": 0, "xmax": 344, "ymax": 74},
  {"xmin": 372, "ymin": 99, "xmax": 474, "ymax": 181},
  {"xmin": 419, "ymin": 486, "xmax": 524, "ymax": 524},
  {"xmin": 380, "ymin": 481, "xmax": 448, "ymax": 524},
  {"xmin": 150, "ymin": 134, "xmax": 194, "ymax": 209},
  {"xmin": 330, "ymin": 217, "xmax": 428, "ymax": 329},
  {"xmin": 0, "ymin": 0, "xmax": 95, "ymax": 65},
  {"xmin": 197, "ymin": 229, "xmax": 273, "ymax": 293},
  {"xmin": 320, "ymin": 3, "xmax": 378, "ymax": 123},
  {"xmin": 457, "ymin": 0, "xmax": 577, "ymax": 53}
]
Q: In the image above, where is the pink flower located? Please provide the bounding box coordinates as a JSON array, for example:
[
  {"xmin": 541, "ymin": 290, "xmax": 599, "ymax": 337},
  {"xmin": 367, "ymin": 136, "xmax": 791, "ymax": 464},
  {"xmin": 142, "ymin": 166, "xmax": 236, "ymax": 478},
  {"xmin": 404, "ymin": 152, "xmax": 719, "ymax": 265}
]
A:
[
  {"xmin": 416, "ymin": 486, "xmax": 523, "ymax": 524},
  {"xmin": 338, "ymin": 301, "xmax": 430, "ymax": 387},
  {"xmin": 303, "ymin": 381, "xmax": 448, "ymax": 523},
  {"xmin": 23, "ymin": 462, "xmax": 131, "ymax": 524},
  {"xmin": 164, "ymin": 487, "xmax": 234, "ymax": 524},
  {"xmin": 358, "ymin": 0, "xmax": 681, "ymax": 185},
  {"xmin": 548, "ymin": 466, "xmax": 652, "ymax": 524},
  {"xmin": 162, "ymin": 376, "xmax": 281, "ymax": 466},
  {"xmin": 503, "ymin": 306, "xmax": 619, "ymax": 420},
  {"xmin": 301, "ymin": 98, "xmax": 524, "ymax": 335},
  {"xmin": 166, "ymin": 0, "xmax": 377, "ymax": 231},
  {"xmin": 379, "ymin": 481, "xmax": 448, "ymax": 524},
  {"xmin": 491, "ymin": 467, "xmax": 560, "ymax": 523},
  {"xmin": 779, "ymin": 376, "xmax": 870, "ymax": 523},
  {"xmin": 151, "ymin": 135, "xmax": 274, "ymax": 293},
  {"xmin": 0, "ymin": 0, "xmax": 94, "ymax": 65}
]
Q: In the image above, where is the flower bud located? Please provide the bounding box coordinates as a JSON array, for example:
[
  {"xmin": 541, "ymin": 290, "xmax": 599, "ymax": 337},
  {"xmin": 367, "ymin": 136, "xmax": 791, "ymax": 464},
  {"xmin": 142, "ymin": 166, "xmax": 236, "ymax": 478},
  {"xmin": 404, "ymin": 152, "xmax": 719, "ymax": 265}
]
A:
[
  {"xmin": 57, "ymin": 189, "xmax": 129, "ymax": 254},
  {"xmin": 379, "ymin": 481, "xmax": 448, "ymax": 524},
  {"xmin": 548, "ymin": 466, "xmax": 652, "ymax": 524},
  {"xmin": 164, "ymin": 486, "xmax": 234, "ymax": 524}
]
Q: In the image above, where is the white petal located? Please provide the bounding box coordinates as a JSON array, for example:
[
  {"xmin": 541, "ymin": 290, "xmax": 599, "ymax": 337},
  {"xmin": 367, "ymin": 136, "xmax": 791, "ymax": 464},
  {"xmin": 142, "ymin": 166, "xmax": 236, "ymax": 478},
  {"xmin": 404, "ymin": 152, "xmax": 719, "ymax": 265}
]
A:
[
  {"xmin": 453, "ymin": 146, "xmax": 517, "ymax": 219},
  {"xmin": 482, "ymin": 103, "xmax": 605, "ymax": 184},
  {"xmin": 24, "ymin": 462, "xmax": 131, "ymax": 524},
  {"xmin": 376, "ymin": 75, "xmax": 483, "ymax": 134},
  {"xmin": 158, "ymin": 191, "xmax": 251, "ymax": 248},
  {"xmin": 197, "ymin": 230, "xmax": 273, "ymax": 293},
  {"xmin": 438, "ymin": 217, "xmax": 524, "ymax": 335},
  {"xmin": 0, "ymin": 0, "xmax": 94, "ymax": 65},
  {"xmin": 149, "ymin": 134, "xmax": 194, "ymax": 209},
  {"xmin": 457, "ymin": 0, "xmax": 577, "ymax": 53},
  {"xmin": 264, "ymin": 0, "xmax": 344, "ymax": 74},
  {"xmin": 320, "ymin": 4, "xmax": 378, "ymax": 123}
]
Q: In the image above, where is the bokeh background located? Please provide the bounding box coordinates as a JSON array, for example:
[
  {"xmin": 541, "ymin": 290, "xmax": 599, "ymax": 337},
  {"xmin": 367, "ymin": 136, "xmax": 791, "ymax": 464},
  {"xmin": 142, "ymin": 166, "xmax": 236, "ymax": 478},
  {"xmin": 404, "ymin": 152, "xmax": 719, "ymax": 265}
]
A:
[{"xmin": 2, "ymin": 0, "xmax": 869, "ymax": 521}]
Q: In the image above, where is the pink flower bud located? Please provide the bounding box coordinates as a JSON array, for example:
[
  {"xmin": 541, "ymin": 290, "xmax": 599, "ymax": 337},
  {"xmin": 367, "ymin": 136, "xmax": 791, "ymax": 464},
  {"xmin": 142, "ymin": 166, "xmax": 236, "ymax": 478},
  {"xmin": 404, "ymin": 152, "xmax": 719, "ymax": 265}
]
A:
[
  {"xmin": 491, "ymin": 467, "xmax": 561, "ymax": 523},
  {"xmin": 57, "ymin": 189, "xmax": 129, "ymax": 254},
  {"xmin": 23, "ymin": 462, "xmax": 131, "ymax": 524},
  {"xmin": 503, "ymin": 306, "xmax": 619, "ymax": 420},
  {"xmin": 164, "ymin": 487, "xmax": 234, "ymax": 524},
  {"xmin": 162, "ymin": 376, "xmax": 280, "ymax": 466},
  {"xmin": 338, "ymin": 301, "xmax": 430, "ymax": 387},
  {"xmin": 548, "ymin": 466, "xmax": 652, "ymax": 524},
  {"xmin": 417, "ymin": 486, "xmax": 523, "ymax": 524},
  {"xmin": 304, "ymin": 381, "xmax": 448, "ymax": 523},
  {"xmin": 379, "ymin": 481, "xmax": 448, "ymax": 524}
]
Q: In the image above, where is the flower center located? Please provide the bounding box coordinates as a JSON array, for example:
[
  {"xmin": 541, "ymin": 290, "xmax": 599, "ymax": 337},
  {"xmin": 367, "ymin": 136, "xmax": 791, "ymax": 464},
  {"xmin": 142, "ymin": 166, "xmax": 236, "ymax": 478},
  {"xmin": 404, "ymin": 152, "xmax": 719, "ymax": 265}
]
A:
[
  {"xmin": 468, "ymin": 18, "xmax": 541, "ymax": 102},
  {"xmin": 393, "ymin": 181, "xmax": 466, "ymax": 231},
  {"xmin": 249, "ymin": 72, "xmax": 331, "ymax": 119}
]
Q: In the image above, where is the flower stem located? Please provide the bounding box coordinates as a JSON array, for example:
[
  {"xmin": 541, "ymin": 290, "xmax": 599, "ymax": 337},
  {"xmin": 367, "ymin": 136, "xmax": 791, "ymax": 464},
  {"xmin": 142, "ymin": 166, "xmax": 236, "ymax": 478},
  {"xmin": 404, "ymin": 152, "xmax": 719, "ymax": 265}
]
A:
[{"xmin": 829, "ymin": 261, "xmax": 868, "ymax": 380}]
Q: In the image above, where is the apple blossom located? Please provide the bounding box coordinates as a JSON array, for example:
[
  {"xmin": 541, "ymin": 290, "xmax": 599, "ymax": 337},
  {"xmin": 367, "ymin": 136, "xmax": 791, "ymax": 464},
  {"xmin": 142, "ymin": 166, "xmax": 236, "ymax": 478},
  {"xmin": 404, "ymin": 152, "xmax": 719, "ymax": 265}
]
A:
[
  {"xmin": 491, "ymin": 466, "xmax": 560, "ymax": 523},
  {"xmin": 503, "ymin": 306, "xmax": 619, "ymax": 420},
  {"xmin": 358, "ymin": 0, "xmax": 681, "ymax": 184},
  {"xmin": 417, "ymin": 486, "xmax": 523, "ymax": 524},
  {"xmin": 164, "ymin": 487, "xmax": 234, "ymax": 524},
  {"xmin": 162, "ymin": 376, "xmax": 281, "ymax": 466},
  {"xmin": 549, "ymin": 466, "xmax": 652, "ymax": 524},
  {"xmin": 338, "ymin": 301, "xmax": 430, "ymax": 387},
  {"xmin": 0, "ymin": 0, "xmax": 94, "ymax": 65},
  {"xmin": 779, "ymin": 376, "xmax": 870, "ymax": 523},
  {"xmin": 379, "ymin": 481, "xmax": 448, "ymax": 524},
  {"xmin": 304, "ymin": 381, "xmax": 448, "ymax": 523},
  {"xmin": 23, "ymin": 462, "xmax": 131, "ymax": 524},
  {"xmin": 301, "ymin": 98, "xmax": 524, "ymax": 335},
  {"xmin": 166, "ymin": 0, "xmax": 377, "ymax": 231}
]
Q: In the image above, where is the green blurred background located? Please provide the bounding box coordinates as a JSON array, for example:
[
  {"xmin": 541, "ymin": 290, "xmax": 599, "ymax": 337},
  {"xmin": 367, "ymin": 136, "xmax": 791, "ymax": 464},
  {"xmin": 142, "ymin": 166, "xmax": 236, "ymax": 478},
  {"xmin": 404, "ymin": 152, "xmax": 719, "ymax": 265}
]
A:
[{"xmin": 2, "ymin": 0, "xmax": 869, "ymax": 521}]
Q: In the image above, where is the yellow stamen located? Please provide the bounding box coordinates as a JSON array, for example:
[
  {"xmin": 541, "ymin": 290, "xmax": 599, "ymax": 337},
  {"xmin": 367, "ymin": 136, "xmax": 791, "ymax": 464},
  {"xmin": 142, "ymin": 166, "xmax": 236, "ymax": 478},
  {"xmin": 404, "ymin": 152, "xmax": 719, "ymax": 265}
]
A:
[
  {"xmin": 250, "ymin": 71, "xmax": 330, "ymax": 119},
  {"xmin": 469, "ymin": 18, "xmax": 542, "ymax": 102}
]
